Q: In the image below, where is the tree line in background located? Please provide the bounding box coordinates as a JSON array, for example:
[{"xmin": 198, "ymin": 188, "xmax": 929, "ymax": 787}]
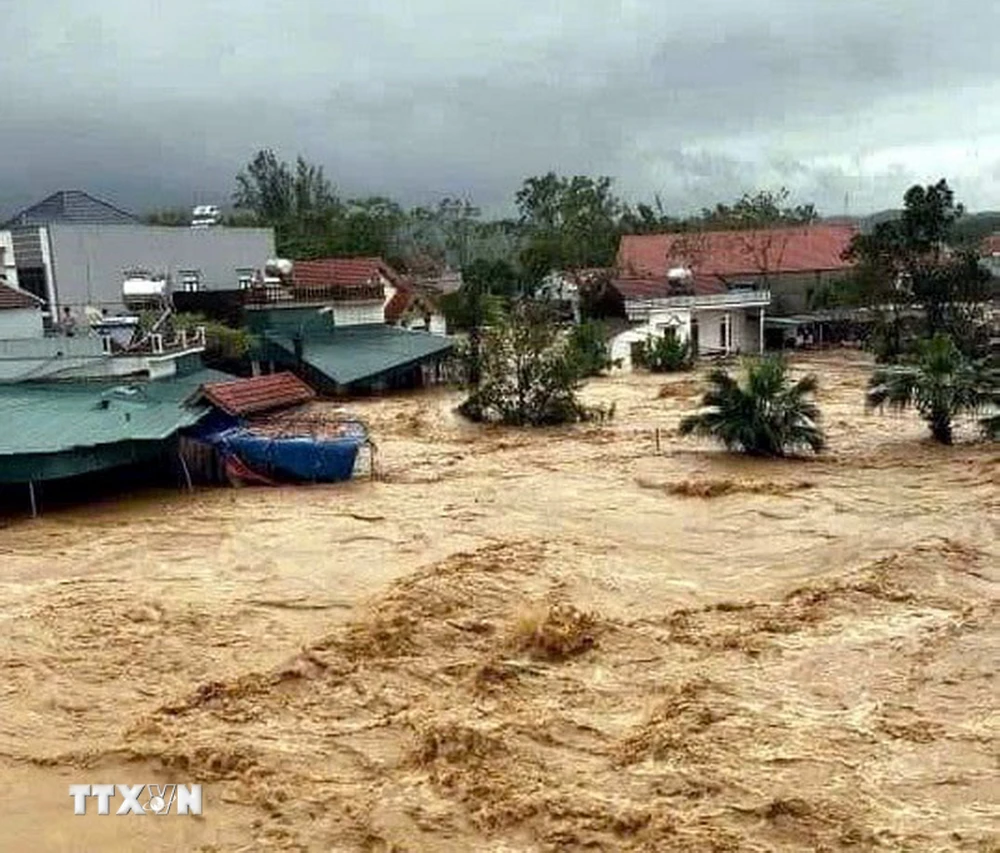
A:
[
  {"xmin": 144, "ymin": 148, "xmax": 825, "ymax": 276},
  {"xmin": 143, "ymin": 152, "xmax": 997, "ymax": 441}
]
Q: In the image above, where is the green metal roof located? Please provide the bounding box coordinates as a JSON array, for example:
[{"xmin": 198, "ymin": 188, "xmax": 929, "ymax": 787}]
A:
[
  {"xmin": 265, "ymin": 325, "xmax": 454, "ymax": 388},
  {"xmin": 0, "ymin": 369, "xmax": 228, "ymax": 457}
]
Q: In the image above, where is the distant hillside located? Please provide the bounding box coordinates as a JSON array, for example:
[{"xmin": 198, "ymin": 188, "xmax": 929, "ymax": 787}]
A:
[{"xmin": 823, "ymin": 209, "xmax": 1000, "ymax": 246}]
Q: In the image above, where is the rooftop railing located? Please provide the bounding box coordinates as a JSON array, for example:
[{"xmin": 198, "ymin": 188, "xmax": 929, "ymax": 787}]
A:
[
  {"xmin": 626, "ymin": 288, "xmax": 771, "ymax": 315},
  {"xmin": 243, "ymin": 283, "xmax": 385, "ymax": 305}
]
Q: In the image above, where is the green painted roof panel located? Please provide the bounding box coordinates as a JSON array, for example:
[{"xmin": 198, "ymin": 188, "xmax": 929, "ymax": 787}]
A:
[
  {"xmin": 266, "ymin": 325, "xmax": 453, "ymax": 387},
  {"xmin": 0, "ymin": 371, "xmax": 227, "ymax": 456}
]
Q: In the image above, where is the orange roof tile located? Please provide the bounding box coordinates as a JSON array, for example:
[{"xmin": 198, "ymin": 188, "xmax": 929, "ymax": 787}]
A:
[
  {"xmin": 0, "ymin": 281, "xmax": 43, "ymax": 310},
  {"xmin": 200, "ymin": 372, "xmax": 315, "ymax": 417},
  {"xmin": 618, "ymin": 225, "xmax": 857, "ymax": 279}
]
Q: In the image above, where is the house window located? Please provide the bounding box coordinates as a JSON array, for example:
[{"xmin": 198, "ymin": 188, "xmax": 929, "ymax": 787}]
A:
[
  {"xmin": 179, "ymin": 270, "xmax": 202, "ymax": 292},
  {"xmin": 719, "ymin": 318, "xmax": 728, "ymax": 348},
  {"xmin": 237, "ymin": 269, "xmax": 254, "ymax": 290}
]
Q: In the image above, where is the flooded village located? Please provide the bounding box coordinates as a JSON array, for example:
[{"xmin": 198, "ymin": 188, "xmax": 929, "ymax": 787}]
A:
[{"xmin": 0, "ymin": 175, "xmax": 997, "ymax": 853}]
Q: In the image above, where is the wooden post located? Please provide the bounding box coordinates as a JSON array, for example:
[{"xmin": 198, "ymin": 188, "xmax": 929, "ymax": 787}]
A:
[
  {"xmin": 28, "ymin": 481, "xmax": 38, "ymax": 518},
  {"xmin": 655, "ymin": 428, "xmax": 661, "ymax": 453},
  {"xmin": 178, "ymin": 451, "xmax": 194, "ymax": 492}
]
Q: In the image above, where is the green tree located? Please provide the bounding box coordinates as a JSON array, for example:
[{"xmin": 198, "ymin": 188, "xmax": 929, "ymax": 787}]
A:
[
  {"xmin": 566, "ymin": 320, "xmax": 614, "ymax": 376},
  {"xmin": 516, "ymin": 173, "xmax": 623, "ymax": 280},
  {"xmin": 233, "ymin": 149, "xmax": 342, "ymax": 258},
  {"xmin": 459, "ymin": 301, "xmax": 613, "ymax": 426},
  {"xmin": 680, "ymin": 357, "xmax": 825, "ymax": 456},
  {"xmin": 843, "ymin": 179, "xmax": 992, "ymax": 360},
  {"xmin": 866, "ymin": 333, "xmax": 995, "ymax": 445},
  {"xmin": 440, "ymin": 259, "xmax": 518, "ymax": 386}
]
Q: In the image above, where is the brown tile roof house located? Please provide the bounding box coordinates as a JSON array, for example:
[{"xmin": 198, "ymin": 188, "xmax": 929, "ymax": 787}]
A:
[
  {"xmin": 291, "ymin": 257, "xmax": 399, "ymax": 297},
  {"xmin": 980, "ymin": 235, "xmax": 1000, "ymax": 256},
  {"xmin": 384, "ymin": 279, "xmax": 440, "ymax": 324},
  {"xmin": 0, "ymin": 282, "xmax": 44, "ymax": 310},
  {"xmin": 199, "ymin": 372, "xmax": 316, "ymax": 417},
  {"xmin": 618, "ymin": 225, "xmax": 858, "ymax": 282}
]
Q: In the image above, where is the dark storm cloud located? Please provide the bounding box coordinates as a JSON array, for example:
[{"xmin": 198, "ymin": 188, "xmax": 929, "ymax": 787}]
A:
[{"xmin": 1, "ymin": 0, "xmax": 998, "ymax": 218}]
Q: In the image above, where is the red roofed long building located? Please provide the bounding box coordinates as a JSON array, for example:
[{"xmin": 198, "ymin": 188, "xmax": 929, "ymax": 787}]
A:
[
  {"xmin": 616, "ymin": 224, "xmax": 857, "ymax": 315},
  {"xmin": 602, "ymin": 225, "xmax": 857, "ymax": 368}
]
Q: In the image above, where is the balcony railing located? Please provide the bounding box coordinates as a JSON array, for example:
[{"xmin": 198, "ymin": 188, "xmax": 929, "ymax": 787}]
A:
[
  {"xmin": 626, "ymin": 288, "xmax": 770, "ymax": 317},
  {"xmin": 243, "ymin": 283, "xmax": 385, "ymax": 305}
]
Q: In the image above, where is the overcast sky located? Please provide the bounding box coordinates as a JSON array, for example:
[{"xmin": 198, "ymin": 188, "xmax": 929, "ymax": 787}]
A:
[{"xmin": 2, "ymin": 0, "xmax": 999, "ymax": 219}]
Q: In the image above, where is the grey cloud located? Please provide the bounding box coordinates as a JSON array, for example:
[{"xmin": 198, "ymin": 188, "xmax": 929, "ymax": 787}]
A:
[{"xmin": 1, "ymin": 0, "xmax": 999, "ymax": 219}]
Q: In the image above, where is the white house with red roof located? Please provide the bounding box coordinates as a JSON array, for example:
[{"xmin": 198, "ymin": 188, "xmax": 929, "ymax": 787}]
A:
[{"xmin": 607, "ymin": 225, "xmax": 857, "ymax": 368}]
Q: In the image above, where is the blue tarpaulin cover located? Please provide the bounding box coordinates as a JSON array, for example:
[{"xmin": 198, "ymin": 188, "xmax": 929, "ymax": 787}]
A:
[{"xmin": 208, "ymin": 427, "xmax": 362, "ymax": 483}]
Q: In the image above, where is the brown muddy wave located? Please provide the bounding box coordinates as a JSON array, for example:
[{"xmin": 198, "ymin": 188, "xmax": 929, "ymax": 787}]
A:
[{"xmin": 0, "ymin": 352, "xmax": 996, "ymax": 851}]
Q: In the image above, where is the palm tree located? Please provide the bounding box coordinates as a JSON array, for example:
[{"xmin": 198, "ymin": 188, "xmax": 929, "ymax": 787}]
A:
[
  {"xmin": 866, "ymin": 333, "xmax": 995, "ymax": 444},
  {"xmin": 679, "ymin": 357, "xmax": 825, "ymax": 457}
]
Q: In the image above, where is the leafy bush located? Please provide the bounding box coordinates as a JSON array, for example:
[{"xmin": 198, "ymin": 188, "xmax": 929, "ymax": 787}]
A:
[
  {"xmin": 173, "ymin": 312, "xmax": 255, "ymax": 361},
  {"xmin": 459, "ymin": 302, "xmax": 614, "ymax": 426},
  {"xmin": 679, "ymin": 356, "xmax": 825, "ymax": 457},
  {"xmin": 640, "ymin": 334, "xmax": 693, "ymax": 372}
]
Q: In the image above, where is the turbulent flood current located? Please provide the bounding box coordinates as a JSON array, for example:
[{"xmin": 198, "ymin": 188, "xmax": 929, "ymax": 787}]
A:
[{"xmin": 0, "ymin": 352, "xmax": 997, "ymax": 851}]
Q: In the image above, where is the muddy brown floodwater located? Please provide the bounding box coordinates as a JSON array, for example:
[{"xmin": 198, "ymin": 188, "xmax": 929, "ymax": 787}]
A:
[{"xmin": 0, "ymin": 352, "xmax": 997, "ymax": 852}]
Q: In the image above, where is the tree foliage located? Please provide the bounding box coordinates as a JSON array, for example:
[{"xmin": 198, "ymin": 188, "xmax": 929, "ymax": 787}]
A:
[
  {"xmin": 697, "ymin": 188, "xmax": 819, "ymax": 231},
  {"xmin": 172, "ymin": 312, "xmax": 256, "ymax": 362},
  {"xmin": 843, "ymin": 179, "xmax": 991, "ymax": 360},
  {"xmin": 516, "ymin": 173, "xmax": 623, "ymax": 279},
  {"xmin": 680, "ymin": 357, "xmax": 825, "ymax": 456},
  {"xmin": 459, "ymin": 302, "xmax": 613, "ymax": 426},
  {"xmin": 566, "ymin": 320, "xmax": 614, "ymax": 377},
  {"xmin": 866, "ymin": 333, "xmax": 997, "ymax": 444},
  {"xmin": 639, "ymin": 334, "xmax": 693, "ymax": 373}
]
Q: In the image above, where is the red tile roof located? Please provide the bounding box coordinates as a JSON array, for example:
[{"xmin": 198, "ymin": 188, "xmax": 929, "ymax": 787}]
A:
[
  {"xmin": 384, "ymin": 283, "xmax": 414, "ymax": 323},
  {"xmin": 0, "ymin": 281, "xmax": 43, "ymax": 310},
  {"xmin": 980, "ymin": 235, "xmax": 1000, "ymax": 256},
  {"xmin": 618, "ymin": 225, "xmax": 857, "ymax": 279},
  {"xmin": 200, "ymin": 372, "xmax": 315, "ymax": 417},
  {"xmin": 612, "ymin": 274, "xmax": 727, "ymax": 301},
  {"xmin": 291, "ymin": 257, "xmax": 400, "ymax": 291},
  {"xmin": 385, "ymin": 279, "xmax": 440, "ymax": 323}
]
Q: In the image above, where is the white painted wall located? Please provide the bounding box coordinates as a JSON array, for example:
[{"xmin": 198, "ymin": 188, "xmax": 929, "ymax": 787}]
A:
[
  {"xmin": 332, "ymin": 301, "xmax": 385, "ymax": 326},
  {"xmin": 610, "ymin": 307, "xmax": 692, "ymax": 371},
  {"xmin": 695, "ymin": 308, "xmax": 764, "ymax": 354},
  {"xmin": 0, "ymin": 308, "xmax": 43, "ymax": 340}
]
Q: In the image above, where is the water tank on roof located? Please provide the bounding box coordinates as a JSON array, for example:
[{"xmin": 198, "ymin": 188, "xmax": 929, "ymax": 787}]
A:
[
  {"xmin": 667, "ymin": 267, "xmax": 693, "ymax": 281},
  {"xmin": 122, "ymin": 275, "xmax": 168, "ymax": 298},
  {"xmin": 265, "ymin": 258, "xmax": 294, "ymax": 278}
]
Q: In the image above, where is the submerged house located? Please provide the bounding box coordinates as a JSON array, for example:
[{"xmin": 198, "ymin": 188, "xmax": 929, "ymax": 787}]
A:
[
  {"xmin": 608, "ymin": 225, "xmax": 857, "ymax": 368},
  {"xmin": 243, "ymin": 256, "xmax": 453, "ymax": 395}
]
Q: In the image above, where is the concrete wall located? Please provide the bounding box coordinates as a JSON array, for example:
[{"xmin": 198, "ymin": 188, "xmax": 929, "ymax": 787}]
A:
[
  {"xmin": 0, "ymin": 232, "xmax": 18, "ymax": 287},
  {"xmin": 610, "ymin": 307, "xmax": 692, "ymax": 371},
  {"xmin": 0, "ymin": 308, "xmax": 43, "ymax": 340},
  {"xmin": 0, "ymin": 335, "xmax": 108, "ymax": 381},
  {"xmin": 332, "ymin": 301, "xmax": 385, "ymax": 326},
  {"xmin": 46, "ymin": 224, "xmax": 276, "ymax": 312}
]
